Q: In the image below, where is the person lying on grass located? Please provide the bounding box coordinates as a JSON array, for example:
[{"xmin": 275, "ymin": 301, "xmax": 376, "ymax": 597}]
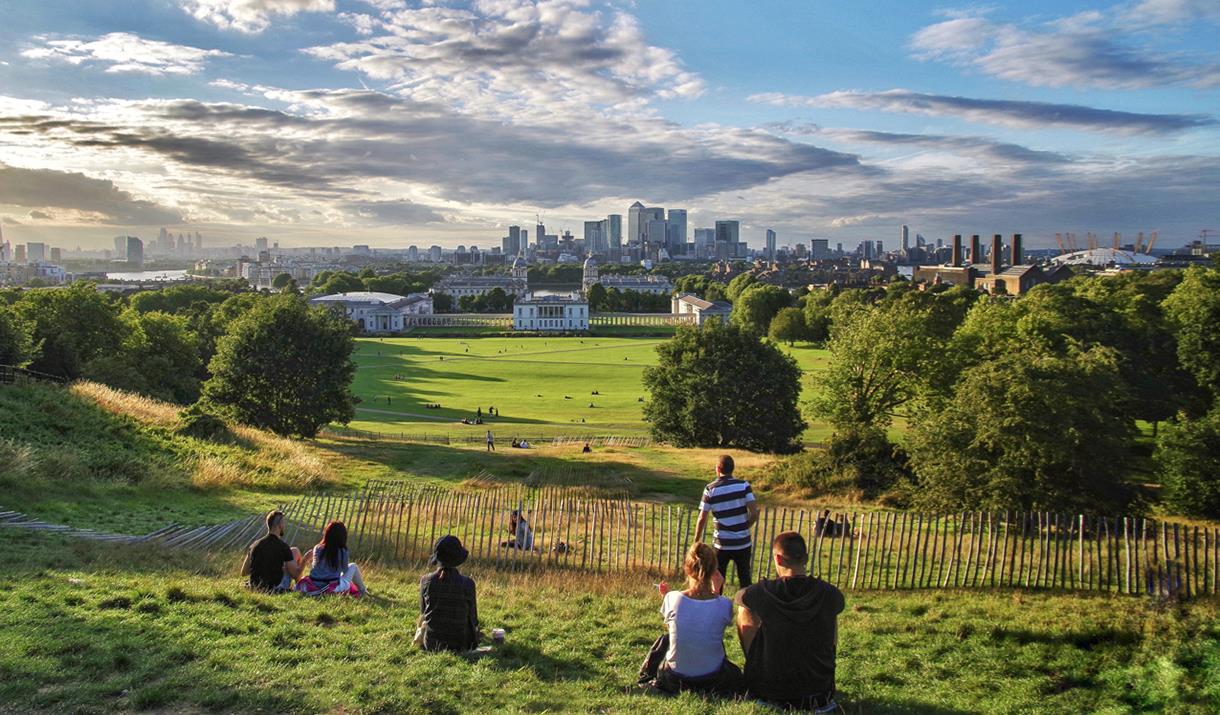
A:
[
  {"xmin": 499, "ymin": 510, "xmax": 534, "ymax": 550},
  {"xmin": 240, "ymin": 509, "xmax": 304, "ymax": 593},
  {"xmin": 295, "ymin": 521, "xmax": 369, "ymax": 597},
  {"xmin": 637, "ymin": 542, "xmax": 742, "ymax": 697},
  {"xmin": 736, "ymin": 531, "xmax": 844, "ymax": 713},
  {"xmin": 416, "ymin": 535, "xmax": 480, "ymax": 652}
]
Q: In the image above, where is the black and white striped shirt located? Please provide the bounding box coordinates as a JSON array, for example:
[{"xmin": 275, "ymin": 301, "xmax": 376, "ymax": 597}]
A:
[{"xmin": 700, "ymin": 476, "xmax": 755, "ymax": 551}]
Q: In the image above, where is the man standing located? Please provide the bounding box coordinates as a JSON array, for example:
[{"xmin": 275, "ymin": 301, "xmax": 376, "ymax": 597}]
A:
[
  {"xmin": 486, "ymin": 430, "xmax": 495, "ymax": 452},
  {"xmin": 694, "ymin": 455, "xmax": 759, "ymax": 591},
  {"xmin": 240, "ymin": 510, "xmax": 304, "ymax": 592},
  {"xmin": 735, "ymin": 531, "xmax": 845, "ymax": 712}
]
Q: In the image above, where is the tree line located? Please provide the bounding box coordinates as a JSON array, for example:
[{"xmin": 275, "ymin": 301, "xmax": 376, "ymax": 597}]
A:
[{"xmin": 0, "ymin": 282, "xmax": 357, "ymax": 439}]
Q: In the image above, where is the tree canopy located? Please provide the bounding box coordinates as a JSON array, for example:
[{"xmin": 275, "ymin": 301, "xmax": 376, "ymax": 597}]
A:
[
  {"xmin": 201, "ymin": 295, "xmax": 357, "ymax": 437},
  {"xmin": 12, "ymin": 283, "xmax": 126, "ymax": 379},
  {"xmin": 730, "ymin": 283, "xmax": 793, "ymax": 335},
  {"xmin": 767, "ymin": 307, "xmax": 808, "ymax": 346},
  {"xmin": 642, "ymin": 322, "xmax": 805, "ymax": 452}
]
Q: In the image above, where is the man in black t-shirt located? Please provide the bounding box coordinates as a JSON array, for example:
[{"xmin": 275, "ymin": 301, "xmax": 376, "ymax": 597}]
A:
[
  {"xmin": 240, "ymin": 510, "xmax": 304, "ymax": 592},
  {"xmin": 735, "ymin": 531, "xmax": 845, "ymax": 712}
]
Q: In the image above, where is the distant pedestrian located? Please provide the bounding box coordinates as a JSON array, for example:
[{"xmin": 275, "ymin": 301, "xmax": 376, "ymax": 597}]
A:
[
  {"xmin": 486, "ymin": 430, "xmax": 495, "ymax": 452},
  {"xmin": 477, "ymin": 407, "xmax": 483, "ymax": 420}
]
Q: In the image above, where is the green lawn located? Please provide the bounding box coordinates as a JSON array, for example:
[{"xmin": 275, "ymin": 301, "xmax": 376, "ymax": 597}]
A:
[
  {"xmin": 2, "ymin": 531, "xmax": 1216, "ymax": 714},
  {"xmin": 350, "ymin": 337, "xmax": 835, "ymax": 442}
]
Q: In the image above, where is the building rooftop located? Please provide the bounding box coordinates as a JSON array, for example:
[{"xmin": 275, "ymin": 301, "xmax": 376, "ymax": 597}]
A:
[{"xmin": 310, "ymin": 291, "xmax": 429, "ymax": 308}]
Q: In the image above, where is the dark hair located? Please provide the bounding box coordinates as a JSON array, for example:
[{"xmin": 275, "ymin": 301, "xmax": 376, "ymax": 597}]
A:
[
  {"xmin": 717, "ymin": 454, "xmax": 734, "ymax": 475},
  {"xmin": 265, "ymin": 509, "xmax": 284, "ymax": 532},
  {"xmin": 320, "ymin": 521, "xmax": 348, "ymax": 570},
  {"xmin": 772, "ymin": 531, "xmax": 808, "ymax": 569}
]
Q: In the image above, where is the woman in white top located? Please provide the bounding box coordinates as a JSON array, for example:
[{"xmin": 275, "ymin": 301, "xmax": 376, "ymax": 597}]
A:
[{"xmin": 637, "ymin": 542, "xmax": 744, "ymax": 696}]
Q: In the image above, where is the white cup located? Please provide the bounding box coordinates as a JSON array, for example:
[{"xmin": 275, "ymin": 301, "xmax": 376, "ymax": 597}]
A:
[{"xmin": 492, "ymin": 628, "xmax": 506, "ymax": 644}]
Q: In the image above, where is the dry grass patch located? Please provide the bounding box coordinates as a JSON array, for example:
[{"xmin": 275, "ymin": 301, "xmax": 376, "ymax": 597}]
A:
[{"xmin": 71, "ymin": 381, "xmax": 181, "ymax": 426}]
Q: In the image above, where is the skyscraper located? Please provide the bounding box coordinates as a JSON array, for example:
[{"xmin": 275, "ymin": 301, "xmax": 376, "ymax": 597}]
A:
[
  {"xmin": 114, "ymin": 236, "xmax": 126, "ymax": 259},
  {"xmin": 811, "ymin": 239, "xmax": 830, "ymax": 260},
  {"xmin": 627, "ymin": 201, "xmax": 646, "ymax": 246},
  {"xmin": 666, "ymin": 209, "xmax": 687, "ymax": 255},
  {"xmin": 714, "ymin": 220, "xmax": 739, "ymax": 245},
  {"xmin": 901, "ymin": 224, "xmax": 910, "ymax": 252},
  {"xmin": 255, "ymin": 236, "xmax": 269, "ymax": 252},
  {"xmin": 26, "ymin": 242, "xmax": 46, "ymax": 262},
  {"xmin": 15, "ymin": 244, "xmax": 26, "ymax": 263},
  {"xmin": 765, "ymin": 229, "xmax": 776, "ymax": 260},
  {"xmin": 606, "ymin": 214, "xmax": 622, "ymax": 257},
  {"xmin": 126, "ymin": 236, "xmax": 144, "ymax": 267},
  {"xmin": 646, "ymin": 218, "xmax": 668, "ymax": 255},
  {"xmin": 583, "ymin": 220, "xmax": 604, "ymax": 253},
  {"xmin": 503, "ymin": 225, "xmax": 522, "ymax": 257}
]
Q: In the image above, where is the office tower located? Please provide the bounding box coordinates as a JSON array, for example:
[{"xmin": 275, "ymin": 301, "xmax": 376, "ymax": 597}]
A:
[
  {"xmin": 195, "ymin": 231, "xmax": 202, "ymax": 251},
  {"xmin": 15, "ymin": 244, "xmax": 26, "ymax": 263},
  {"xmin": 811, "ymin": 238, "xmax": 829, "ymax": 260},
  {"xmin": 408, "ymin": 245, "xmax": 419, "ymax": 262},
  {"xmin": 26, "ymin": 242, "xmax": 46, "ymax": 262},
  {"xmin": 508, "ymin": 225, "xmax": 522, "ymax": 256},
  {"xmin": 627, "ymin": 202, "xmax": 645, "ymax": 246},
  {"xmin": 255, "ymin": 237, "xmax": 269, "ymax": 252},
  {"xmin": 901, "ymin": 224, "xmax": 909, "ymax": 252},
  {"xmin": 666, "ymin": 209, "xmax": 687, "ymax": 255},
  {"xmin": 765, "ymin": 229, "xmax": 776, "ymax": 260},
  {"xmin": 126, "ymin": 236, "xmax": 144, "ymax": 266},
  {"xmin": 875, "ymin": 241, "xmax": 883, "ymax": 256},
  {"xmin": 646, "ymin": 218, "xmax": 668, "ymax": 255},
  {"xmin": 535, "ymin": 221, "xmax": 546, "ymax": 249},
  {"xmin": 114, "ymin": 236, "xmax": 127, "ymax": 259},
  {"xmin": 606, "ymin": 214, "xmax": 622, "ymax": 256},
  {"xmin": 583, "ymin": 220, "xmax": 604, "ymax": 253},
  {"xmin": 714, "ymin": 220, "xmax": 740, "ymax": 246},
  {"xmin": 429, "ymin": 245, "xmax": 442, "ymax": 262},
  {"xmin": 0, "ymin": 232, "xmax": 9, "ymax": 263},
  {"xmin": 176, "ymin": 234, "xmax": 188, "ymax": 255},
  {"xmin": 49, "ymin": 246, "xmax": 61, "ymax": 262},
  {"xmin": 836, "ymin": 242, "xmax": 843, "ymax": 254}
]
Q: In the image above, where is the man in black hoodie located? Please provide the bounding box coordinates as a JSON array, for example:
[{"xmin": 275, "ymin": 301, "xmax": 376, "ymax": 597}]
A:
[{"xmin": 735, "ymin": 531, "xmax": 845, "ymax": 711}]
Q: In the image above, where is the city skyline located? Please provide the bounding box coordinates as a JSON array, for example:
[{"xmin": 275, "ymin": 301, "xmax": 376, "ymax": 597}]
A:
[{"xmin": 0, "ymin": 1, "xmax": 1217, "ymax": 250}]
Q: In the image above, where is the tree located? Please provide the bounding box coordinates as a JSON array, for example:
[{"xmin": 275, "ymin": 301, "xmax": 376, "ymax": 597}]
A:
[
  {"xmin": 432, "ymin": 293, "xmax": 454, "ymax": 313},
  {"xmin": 809, "ymin": 301, "xmax": 948, "ymax": 431},
  {"xmin": 1163, "ymin": 266, "xmax": 1220, "ymax": 401},
  {"xmin": 85, "ymin": 311, "xmax": 202, "ymax": 403},
  {"xmin": 12, "ymin": 283, "xmax": 126, "ymax": 379},
  {"xmin": 642, "ymin": 322, "xmax": 805, "ymax": 452},
  {"xmin": 731, "ymin": 284, "xmax": 792, "ymax": 335},
  {"xmin": 768, "ymin": 307, "xmax": 808, "ymax": 346},
  {"xmin": 907, "ymin": 346, "xmax": 1134, "ymax": 512},
  {"xmin": 319, "ymin": 272, "xmax": 364, "ymax": 295},
  {"xmin": 725, "ymin": 273, "xmax": 758, "ymax": 302},
  {"xmin": 586, "ymin": 283, "xmax": 607, "ymax": 312},
  {"xmin": 200, "ymin": 295, "xmax": 357, "ymax": 437},
  {"xmin": 1155, "ymin": 406, "xmax": 1220, "ymax": 518},
  {"xmin": 128, "ymin": 284, "xmax": 231, "ymax": 315},
  {"xmin": 272, "ymin": 272, "xmax": 294, "ymax": 290},
  {"xmin": 802, "ymin": 289, "xmax": 835, "ymax": 342},
  {"xmin": 0, "ymin": 305, "xmax": 35, "ymax": 367}
]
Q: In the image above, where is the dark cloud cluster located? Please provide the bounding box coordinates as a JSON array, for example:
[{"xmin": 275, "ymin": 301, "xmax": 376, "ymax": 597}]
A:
[{"xmin": 0, "ymin": 162, "xmax": 182, "ymax": 225}]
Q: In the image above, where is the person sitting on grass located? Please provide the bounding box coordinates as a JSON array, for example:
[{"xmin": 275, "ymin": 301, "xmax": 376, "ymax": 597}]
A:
[
  {"xmin": 637, "ymin": 543, "xmax": 743, "ymax": 696},
  {"xmin": 241, "ymin": 509, "xmax": 304, "ymax": 593},
  {"xmin": 295, "ymin": 521, "xmax": 369, "ymax": 597},
  {"xmin": 582, "ymin": 442, "xmax": 592, "ymax": 453},
  {"xmin": 416, "ymin": 535, "xmax": 480, "ymax": 652},
  {"xmin": 735, "ymin": 531, "xmax": 844, "ymax": 712},
  {"xmin": 499, "ymin": 510, "xmax": 534, "ymax": 550}
]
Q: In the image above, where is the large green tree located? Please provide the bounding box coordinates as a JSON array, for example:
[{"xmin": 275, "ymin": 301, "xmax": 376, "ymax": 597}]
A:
[
  {"xmin": 1163, "ymin": 266, "xmax": 1220, "ymax": 401},
  {"xmin": 0, "ymin": 305, "xmax": 35, "ymax": 367},
  {"xmin": 12, "ymin": 283, "xmax": 126, "ymax": 379},
  {"xmin": 725, "ymin": 273, "xmax": 758, "ymax": 302},
  {"xmin": 201, "ymin": 295, "xmax": 357, "ymax": 437},
  {"xmin": 1155, "ymin": 406, "xmax": 1220, "ymax": 518},
  {"xmin": 767, "ymin": 307, "xmax": 808, "ymax": 346},
  {"xmin": 642, "ymin": 322, "xmax": 805, "ymax": 452},
  {"xmin": 908, "ymin": 346, "xmax": 1134, "ymax": 512},
  {"xmin": 85, "ymin": 311, "xmax": 202, "ymax": 404},
  {"xmin": 730, "ymin": 284, "xmax": 793, "ymax": 335}
]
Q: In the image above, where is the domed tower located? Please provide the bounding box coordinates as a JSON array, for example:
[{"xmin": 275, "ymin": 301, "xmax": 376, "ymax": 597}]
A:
[
  {"xmin": 582, "ymin": 255, "xmax": 599, "ymax": 293},
  {"xmin": 511, "ymin": 256, "xmax": 528, "ymax": 281}
]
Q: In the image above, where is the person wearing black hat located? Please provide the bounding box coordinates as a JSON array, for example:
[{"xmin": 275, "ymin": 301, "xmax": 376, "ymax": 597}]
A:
[{"xmin": 418, "ymin": 535, "xmax": 480, "ymax": 652}]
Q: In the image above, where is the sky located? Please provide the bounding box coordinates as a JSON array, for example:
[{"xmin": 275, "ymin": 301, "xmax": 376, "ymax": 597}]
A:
[{"xmin": 0, "ymin": 0, "xmax": 1217, "ymax": 251}]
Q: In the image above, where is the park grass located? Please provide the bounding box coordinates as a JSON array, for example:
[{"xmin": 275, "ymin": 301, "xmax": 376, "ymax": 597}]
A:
[{"xmin": 1, "ymin": 530, "xmax": 1217, "ymax": 714}]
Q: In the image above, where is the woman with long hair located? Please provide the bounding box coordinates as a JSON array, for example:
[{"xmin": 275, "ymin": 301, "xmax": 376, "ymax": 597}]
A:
[
  {"xmin": 417, "ymin": 535, "xmax": 480, "ymax": 652},
  {"xmin": 637, "ymin": 542, "xmax": 743, "ymax": 695},
  {"xmin": 294, "ymin": 521, "xmax": 369, "ymax": 597}
]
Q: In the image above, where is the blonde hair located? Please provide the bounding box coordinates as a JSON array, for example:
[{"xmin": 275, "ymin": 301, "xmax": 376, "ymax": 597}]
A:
[{"xmin": 684, "ymin": 542, "xmax": 718, "ymax": 592}]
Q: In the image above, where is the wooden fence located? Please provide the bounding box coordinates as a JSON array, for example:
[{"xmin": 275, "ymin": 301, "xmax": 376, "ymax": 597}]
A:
[{"xmin": 274, "ymin": 484, "xmax": 1220, "ymax": 599}]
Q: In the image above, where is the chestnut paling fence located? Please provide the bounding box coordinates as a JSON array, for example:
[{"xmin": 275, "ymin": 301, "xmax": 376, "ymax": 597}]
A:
[{"xmin": 273, "ymin": 482, "xmax": 1220, "ymax": 599}]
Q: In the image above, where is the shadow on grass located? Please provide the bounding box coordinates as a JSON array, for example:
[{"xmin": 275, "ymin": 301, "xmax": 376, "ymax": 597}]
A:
[{"xmin": 481, "ymin": 640, "xmax": 596, "ymax": 683}]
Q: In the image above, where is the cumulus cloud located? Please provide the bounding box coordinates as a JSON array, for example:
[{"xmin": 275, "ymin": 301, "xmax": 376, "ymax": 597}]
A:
[
  {"xmin": 1125, "ymin": 0, "xmax": 1220, "ymax": 25},
  {"xmin": 909, "ymin": 10, "xmax": 1220, "ymax": 89},
  {"xmin": 342, "ymin": 199, "xmax": 445, "ymax": 225},
  {"xmin": 750, "ymin": 89, "xmax": 1217, "ymax": 134},
  {"xmin": 0, "ymin": 162, "xmax": 182, "ymax": 224},
  {"xmin": 304, "ymin": 0, "xmax": 704, "ymax": 113},
  {"xmin": 179, "ymin": 0, "xmax": 335, "ymax": 33},
  {"xmin": 21, "ymin": 32, "xmax": 230, "ymax": 75}
]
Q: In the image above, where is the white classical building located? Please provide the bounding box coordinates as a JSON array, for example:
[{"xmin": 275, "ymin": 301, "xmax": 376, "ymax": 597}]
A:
[
  {"xmin": 672, "ymin": 293, "xmax": 733, "ymax": 326},
  {"xmin": 309, "ymin": 291, "xmax": 433, "ymax": 333},
  {"xmin": 513, "ymin": 293, "xmax": 589, "ymax": 331},
  {"xmin": 435, "ymin": 258, "xmax": 530, "ymax": 299},
  {"xmin": 582, "ymin": 256, "xmax": 673, "ymax": 294}
]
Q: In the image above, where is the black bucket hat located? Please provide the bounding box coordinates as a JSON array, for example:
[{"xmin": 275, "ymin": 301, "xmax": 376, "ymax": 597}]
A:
[{"xmin": 429, "ymin": 535, "xmax": 469, "ymax": 568}]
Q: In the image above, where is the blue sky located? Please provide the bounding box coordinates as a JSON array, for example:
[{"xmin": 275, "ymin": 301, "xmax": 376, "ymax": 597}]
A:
[{"xmin": 0, "ymin": 0, "xmax": 1216, "ymax": 250}]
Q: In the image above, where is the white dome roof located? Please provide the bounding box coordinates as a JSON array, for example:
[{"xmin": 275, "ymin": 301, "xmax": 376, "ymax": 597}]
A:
[{"xmin": 1052, "ymin": 247, "xmax": 1157, "ymax": 267}]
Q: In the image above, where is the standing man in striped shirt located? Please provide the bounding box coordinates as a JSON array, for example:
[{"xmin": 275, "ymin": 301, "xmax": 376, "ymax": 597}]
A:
[{"xmin": 695, "ymin": 455, "xmax": 760, "ymax": 592}]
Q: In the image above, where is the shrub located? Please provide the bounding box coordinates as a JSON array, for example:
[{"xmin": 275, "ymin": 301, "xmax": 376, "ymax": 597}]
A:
[
  {"xmin": 760, "ymin": 428, "xmax": 908, "ymax": 499},
  {"xmin": 1156, "ymin": 407, "xmax": 1220, "ymax": 518},
  {"xmin": 176, "ymin": 404, "xmax": 231, "ymax": 442}
]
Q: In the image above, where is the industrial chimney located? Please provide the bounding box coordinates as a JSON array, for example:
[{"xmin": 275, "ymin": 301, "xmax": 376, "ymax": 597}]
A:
[
  {"xmin": 1012, "ymin": 234, "xmax": 1023, "ymax": 265},
  {"xmin": 970, "ymin": 235, "xmax": 981, "ymax": 265},
  {"xmin": 952, "ymin": 234, "xmax": 962, "ymax": 267},
  {"xmin": 991, "ymin": 234, "xmax": 1003, "ymax": 276}
]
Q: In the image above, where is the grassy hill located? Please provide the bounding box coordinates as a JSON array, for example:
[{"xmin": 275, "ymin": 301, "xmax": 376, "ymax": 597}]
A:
[{"xmin": 3, "ymin": 380, "xmax": 1218, "ymax": 713}]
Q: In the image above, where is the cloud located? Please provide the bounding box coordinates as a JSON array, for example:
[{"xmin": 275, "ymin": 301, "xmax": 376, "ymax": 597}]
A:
[
  {"xmin": 342, "ymin": 199, "xmax": 445, "ymax": 225},
  {"xmin": 179, "ymin": 0, "xmax": 335, "ymax": 33},
  {"xmin": 27, "ymin": 210, "xmax": 52, "ymax": 219},
  {"xmin": 304, "ymin": 1, "xmax": 704, "ymax": 112},
  {"xmin": 0, "ymin": 163, "xmax": 183, "ymax": 225},
  {"xmin": 1125, "ymin": 0, "xmax": 1220, "ymax": 25},
  {"xmin": 21, "ymin": 32, "xmax": 230, "ymax": 75},
  {"xmin": 909, "ymin": 11, "xmax": 1220, "ymax": 89},
  {"xmin": 775, "ymin": 125, "xmax": 1070, "ymax": 166},
  {"xmin": 750, "ymin": 89, "xmax": 1217, "ymax": 134}
]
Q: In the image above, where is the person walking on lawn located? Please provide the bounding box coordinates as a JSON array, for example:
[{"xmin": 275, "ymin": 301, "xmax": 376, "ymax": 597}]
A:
[
  {"xmin": 486, "ymin": 430, "xmax": 495, "ymax": 452},
  {"xmin": 694, "ymin": 455, "xmax": 759, "ymax": 592}
]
